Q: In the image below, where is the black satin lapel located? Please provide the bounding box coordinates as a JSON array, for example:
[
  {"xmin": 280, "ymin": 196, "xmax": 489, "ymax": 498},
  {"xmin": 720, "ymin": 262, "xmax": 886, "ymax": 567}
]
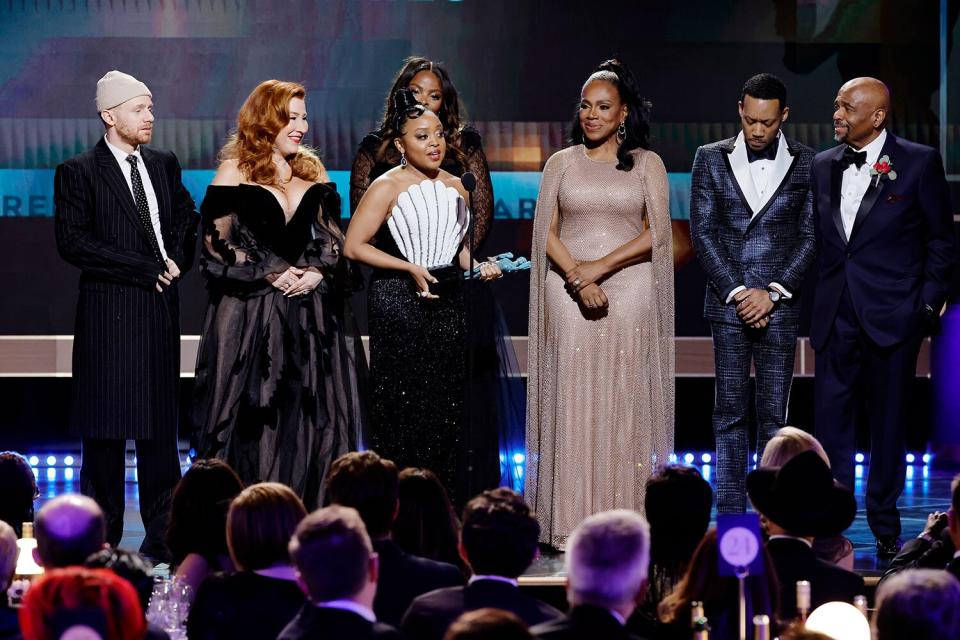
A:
[
  {"xmin": 745, "ymin": 152, "xmax": 800, "ymax": 233},
  {"xmin": 98, "ymin": 158, "xmax": 150, "ymax": 240},
  {"xmin": 848, "ymin": 176, "xmax": 886, "ymax": 244},
  {"xmin": 720, "ymin": 150, "xmax": 754, "ymax": 217},
  {"xmin": 829, "ymin": 159, "xmax": 846, "ymax": 245}
]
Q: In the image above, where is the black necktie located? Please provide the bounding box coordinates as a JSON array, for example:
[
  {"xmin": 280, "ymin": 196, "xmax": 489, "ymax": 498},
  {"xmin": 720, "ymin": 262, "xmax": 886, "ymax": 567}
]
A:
[
  {"xmin": 839, "ymin": 146, "xmax": 867, "ymax": 170},
  {"xmin": 746, "ymin": 144, "xmax": 777, "ymax": 163},
  {"xmin": 126, "ymin": 155, "xmax": 163, "ymax": 263}
]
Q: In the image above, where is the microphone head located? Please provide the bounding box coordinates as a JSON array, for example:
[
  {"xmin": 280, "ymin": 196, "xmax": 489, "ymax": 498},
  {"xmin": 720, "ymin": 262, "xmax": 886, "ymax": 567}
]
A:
[{"xmin": 460, "ymin": 172, "xmax": 477, "ymax": 193}]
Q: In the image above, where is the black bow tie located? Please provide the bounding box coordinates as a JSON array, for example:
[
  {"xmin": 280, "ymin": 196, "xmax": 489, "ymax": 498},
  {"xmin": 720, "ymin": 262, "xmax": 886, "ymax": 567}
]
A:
[
  {"xmin": 839, "ymin": 146, "xmax": 867, "ymax": 170},
  {"xmin": 746, "ymin": 144, "xmax": 778, "ymax": 163}
]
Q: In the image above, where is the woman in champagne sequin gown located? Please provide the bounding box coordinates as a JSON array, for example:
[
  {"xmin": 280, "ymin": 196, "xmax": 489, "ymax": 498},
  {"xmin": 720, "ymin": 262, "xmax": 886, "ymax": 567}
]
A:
[{"xmin": 526, "ymin": 60, "xmax": 675, "ymax": 548}]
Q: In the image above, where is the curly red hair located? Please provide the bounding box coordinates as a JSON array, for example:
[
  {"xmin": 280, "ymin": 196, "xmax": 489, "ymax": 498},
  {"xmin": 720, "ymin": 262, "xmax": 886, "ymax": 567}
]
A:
[
  {"xmin": 19, "ymin": 567, "xmax": 146, "ymax": 640},
  {"xmin": 220, "ymin": 79, "xmax": 325, "ymax": 186}
]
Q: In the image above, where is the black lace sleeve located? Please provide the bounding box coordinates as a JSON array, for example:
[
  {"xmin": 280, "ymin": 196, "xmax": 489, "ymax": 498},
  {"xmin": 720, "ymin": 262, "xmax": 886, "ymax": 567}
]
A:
[
  {"xmin": 199, "ymin": 186, "xmax": 290, "ymax": 289},
  {"xmin": 349, "ymin": 133, "xmax": 382, "ymax": 214},
  {"xmin": 306, "ymin": 183, "xmax": 363, "ymax": 293},
  {"xmin": 460, "ymin": 128, "xmax": 493, "ymax": 250}
]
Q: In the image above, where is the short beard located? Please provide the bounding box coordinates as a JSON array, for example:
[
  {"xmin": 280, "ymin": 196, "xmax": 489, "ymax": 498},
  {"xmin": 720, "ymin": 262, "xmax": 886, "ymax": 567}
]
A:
[{"xmin": 114, "ymin": 121, "xmax": 152, "ymax": 148}]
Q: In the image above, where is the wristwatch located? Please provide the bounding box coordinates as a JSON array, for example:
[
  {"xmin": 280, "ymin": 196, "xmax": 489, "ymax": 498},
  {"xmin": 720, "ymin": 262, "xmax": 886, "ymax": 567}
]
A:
[{"xmin": 767, "ymin": 288, "xmax": 782, "ymax": 304}]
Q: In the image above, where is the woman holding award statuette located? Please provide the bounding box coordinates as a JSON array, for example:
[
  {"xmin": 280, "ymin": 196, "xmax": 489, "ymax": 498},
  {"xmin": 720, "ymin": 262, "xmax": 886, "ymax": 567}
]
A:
[{"xmin": 345, "ymin": 88, "xmax": 502, "ymax": 504}]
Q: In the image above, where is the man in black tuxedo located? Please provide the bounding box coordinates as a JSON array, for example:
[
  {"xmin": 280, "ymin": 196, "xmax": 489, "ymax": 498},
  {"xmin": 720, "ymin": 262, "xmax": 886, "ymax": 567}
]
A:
[
  {"xmin": 531, "ymin": 510, "xmax": 651, "ymax": 640},
  {"xmin": 747, "ymin": 450, "xmax": 864, "ymax": 618},
  {"xmin": 810, "ymin": 77, "xmax": 957, "ymax": 557},
  {"xmin": 279, "ymin": 505, "xmax": 402, "ymax": 640},
  {"xmin": 401, "ymin": 488, "xmax": 561, "ymax": 639},
  {"xmin": 54, "ymin": 70, "xmax": 198, "ymax": 552},
  {"xmin": 326, "ymin": 451, "xmax": 463, "ymax": 626}
]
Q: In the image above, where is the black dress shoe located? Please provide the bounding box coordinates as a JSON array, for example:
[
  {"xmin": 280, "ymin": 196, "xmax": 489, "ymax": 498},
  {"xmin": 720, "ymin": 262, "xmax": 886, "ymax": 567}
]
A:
[{"xmin": 876, "ymin": 536, "xmax": 903, "ymax": 559}]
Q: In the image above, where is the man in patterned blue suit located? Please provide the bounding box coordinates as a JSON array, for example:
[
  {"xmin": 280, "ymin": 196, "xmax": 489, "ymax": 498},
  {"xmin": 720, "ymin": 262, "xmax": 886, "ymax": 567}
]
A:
[{"xmin": 690, "ymin": 74, "xmax": 816, "ymax": 514}]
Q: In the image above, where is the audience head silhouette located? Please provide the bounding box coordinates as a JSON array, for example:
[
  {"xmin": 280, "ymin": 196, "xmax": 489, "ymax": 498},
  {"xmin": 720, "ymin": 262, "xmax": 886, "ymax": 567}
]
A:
[
  {"xmin": 326, "ymin": 451, "xmax": 399, "ymax": 539},
  {"xmin": 460, "ymin": 488, "xmax": 539, "ymax": 578},
  {"xmin": 35, "ymin": 493, "xmax": 106, "ymax": 568}
]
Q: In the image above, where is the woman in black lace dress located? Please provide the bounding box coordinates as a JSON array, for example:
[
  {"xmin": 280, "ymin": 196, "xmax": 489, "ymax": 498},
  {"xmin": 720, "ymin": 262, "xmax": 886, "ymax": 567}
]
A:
[
  {"xmin": 345, "ymin": 89, "xmax": 501, "ymax": 505},
  {"xmin": 192, "ymin": 80, "xmax": 367, "ymax": 509}
]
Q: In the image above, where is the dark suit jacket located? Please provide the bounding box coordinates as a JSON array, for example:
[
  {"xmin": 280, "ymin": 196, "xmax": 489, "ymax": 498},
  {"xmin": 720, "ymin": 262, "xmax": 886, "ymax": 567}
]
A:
[
  {"xmin": 690, "ymin": 135, "xmax": 816, "ymax": 327},
  {"xmin": 277, "ymin": 605, "xmax": 402, "ymax": 640},
  {"xmin": 373, "ymin": 538, "xmax": 464, "ymax": 626},
  {"xmin": 530, "ymin": 604, "xmax": 646, "ymax": 640},
  {"xmin": 54, "ymin": 138, "xmax": 198, "ymax": 439},
  {"xmin": 400, "ymin": 578, "xmax": 562, "ymax": 640},
  {"xmin": 947, "ymin": 555, "xmax": 960, "ymax": 582},
  {"xmin": 810, "ymin": 133, "xmax": 957, "ymax": 349},
  {"xmin": 767, "ymin": 537, "xmax": 864, "ymax": 618}
]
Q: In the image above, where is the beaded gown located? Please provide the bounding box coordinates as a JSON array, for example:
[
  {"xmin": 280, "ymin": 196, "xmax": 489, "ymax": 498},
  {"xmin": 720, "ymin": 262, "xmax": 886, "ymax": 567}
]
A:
[
  {"xmin": 526, "ymin": 146, "xmax": 675, "ymax": 548},
  {"xmin": 192, "ymin": 183, "xmax": 367, "ymax": 510}
]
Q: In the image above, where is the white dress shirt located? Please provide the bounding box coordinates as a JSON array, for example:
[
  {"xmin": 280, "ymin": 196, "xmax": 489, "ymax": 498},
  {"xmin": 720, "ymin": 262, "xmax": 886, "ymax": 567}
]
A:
[
  {"xmin": 314, "ymin": 599, "xmax": 377, "ymax": 622},
  {"xmin": 840, "ymin": 128, "xmax": 887, "ymax": 240},
  {"xmin": 103, "ymin": 135, "xmax": 168, "ymax": 261}
]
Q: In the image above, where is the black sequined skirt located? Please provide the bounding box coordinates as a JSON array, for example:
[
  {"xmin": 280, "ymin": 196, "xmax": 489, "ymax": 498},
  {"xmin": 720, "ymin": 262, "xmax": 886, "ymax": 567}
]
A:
[{"xmin": 367, "ymin": 265, "xmax": 466, "ymax": 500}]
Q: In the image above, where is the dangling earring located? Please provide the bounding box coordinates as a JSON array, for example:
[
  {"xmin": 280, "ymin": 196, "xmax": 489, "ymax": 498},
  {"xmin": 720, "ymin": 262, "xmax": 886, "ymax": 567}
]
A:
[
  {"xmin": 400, "ymin": 152, "xmax": 407, "ymax": 167},
  {"xmin": 617, "ymin": 121, "xmax": 626, "ymax": 141}
]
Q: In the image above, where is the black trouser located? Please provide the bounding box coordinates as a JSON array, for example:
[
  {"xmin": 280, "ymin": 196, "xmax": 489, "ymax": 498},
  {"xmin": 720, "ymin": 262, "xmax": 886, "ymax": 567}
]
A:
[
  {"xmin": 815, "ymin": 287, "xmax": 921, "ymax": 539},
  {"xmin": 80, "ymin": 429, "xmax": 181, "ymax": 550}
]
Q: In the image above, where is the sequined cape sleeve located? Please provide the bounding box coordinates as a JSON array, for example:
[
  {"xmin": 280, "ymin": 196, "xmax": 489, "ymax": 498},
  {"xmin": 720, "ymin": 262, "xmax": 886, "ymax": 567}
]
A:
[
  {"xmin": 525, "ymin": 148, "xmax": 576, "ymax": 506},
  {"xmin": 639, "ymin": 149, "xmax": 676, "ymax": 467}
]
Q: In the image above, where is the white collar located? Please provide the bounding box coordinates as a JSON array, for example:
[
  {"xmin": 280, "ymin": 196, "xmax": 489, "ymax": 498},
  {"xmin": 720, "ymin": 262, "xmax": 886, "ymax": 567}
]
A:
[
  {"xmin": 468, "ymin": 575, "xmax": 519, "ymax": 587},
  {"xmin": 104, "ymin": 134, "xmax": 143, "ymax": 165},
  {"xmin": 314, "ymin": 599, "xmax": 376, "ymax": 623},
  {"xmin": 769, "ymin": 534, "xmax": 813, "ymax": 548},
  {"xmin": 848, "ymin": 128, "xmax": 887, "ymax": 167}
]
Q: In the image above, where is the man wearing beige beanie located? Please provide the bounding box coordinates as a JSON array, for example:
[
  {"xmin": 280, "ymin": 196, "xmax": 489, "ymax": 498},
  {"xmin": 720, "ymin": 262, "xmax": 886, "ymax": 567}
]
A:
[{"xmin": 54, "ymin": 70, "xmax": 199, "ymax": 559}]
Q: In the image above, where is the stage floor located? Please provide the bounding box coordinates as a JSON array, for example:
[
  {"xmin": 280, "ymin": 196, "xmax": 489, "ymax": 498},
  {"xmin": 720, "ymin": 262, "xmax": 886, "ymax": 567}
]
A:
[{"xmin": 34, "ymin": 462, "xmax": 956, "ymax": 580}]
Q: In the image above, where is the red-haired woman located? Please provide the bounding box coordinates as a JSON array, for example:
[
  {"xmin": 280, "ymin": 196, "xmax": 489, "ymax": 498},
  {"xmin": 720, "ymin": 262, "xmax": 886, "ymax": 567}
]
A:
[
  {"xmin": 192, "ymin": 80, "xmax": 367, "ymax": 510},
  {"xmin": 19, "ymin": 567, "xmax": 146, "ymax": 640}
]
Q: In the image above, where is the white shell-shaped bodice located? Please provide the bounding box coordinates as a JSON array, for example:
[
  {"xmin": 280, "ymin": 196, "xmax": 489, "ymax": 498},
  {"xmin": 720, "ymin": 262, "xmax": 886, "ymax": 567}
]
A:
[{"xmin": 387, "ymin": 179, "xmax": 470, "ymax": 268}]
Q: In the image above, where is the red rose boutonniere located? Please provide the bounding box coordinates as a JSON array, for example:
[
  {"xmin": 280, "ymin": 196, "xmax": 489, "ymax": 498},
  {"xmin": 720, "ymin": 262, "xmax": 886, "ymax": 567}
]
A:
[{"xmin": 869, "ymin": 155, "xmax": 897, "ymax": 187}]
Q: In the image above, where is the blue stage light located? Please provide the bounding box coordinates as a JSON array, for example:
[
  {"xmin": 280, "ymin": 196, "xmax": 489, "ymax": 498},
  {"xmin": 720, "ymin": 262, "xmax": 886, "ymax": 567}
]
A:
[
  {"xmin": 855, "ymin": 452, "xmax": 865, "ymax": 463},
  {"xmin": 701, "ymin": 465, "xmax": 711, "ymax": 481},
  {"xmin": 701, "ymin": 453, "xmax": 712, "ymax": 464},
  {"xmin": 668, "ymin": 453, "xmax": 678, "ymax": 463},
  {"xmin": 922, "ymin": 453, "xmax": 932, "ymax": 464},
  {"xmin": 683, "ymin": 453, "xmax": 695, "ymax": 464},
  {"xmin": 46, "ymin": 468, "xmax": 56, "ymax": 481},
  {"xmin": 64, "ymin": 468, "xmax": 74, "ymax": 481},
  {"xmin": 855, "ymin": 464, "xmax": 863, "ymax": 478},
  {"xmin": 905, "ymin": 453, "xmax": 915, "ymax": 464},
  {"xmin": 499, "ymin": 454, "xmax": 505, "ymax": 464},
  {"xmin": 63, "ymin": 455, "xmax": 75, "ymax": 466},
  {"xmin": 28, "ymin": 455, "xmax": 39, "ymax": 466},
  {"xmin": 906, "ymin": 465, "xmax": 915, "ymax": 479},
  {"xmin": 512, "ymin": 453, "xmax": 525, "ymax": 465},
  {"xmin": 46, "ymin": 455, "xmax": 56, "ymax": 466}
]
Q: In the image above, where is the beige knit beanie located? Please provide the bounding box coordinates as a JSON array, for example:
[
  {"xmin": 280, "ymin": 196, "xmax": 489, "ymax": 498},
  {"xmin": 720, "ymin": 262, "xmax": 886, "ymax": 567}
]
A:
[{"xmin": 96, "ymin": 70, "xmax": 152, "ymax": 112}]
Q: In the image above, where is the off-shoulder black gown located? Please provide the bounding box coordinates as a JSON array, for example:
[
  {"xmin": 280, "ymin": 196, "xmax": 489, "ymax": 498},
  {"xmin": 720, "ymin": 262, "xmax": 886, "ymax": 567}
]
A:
[{"xmin": 192, "ymin": 183, "xmax": 367, "ymax": 509}]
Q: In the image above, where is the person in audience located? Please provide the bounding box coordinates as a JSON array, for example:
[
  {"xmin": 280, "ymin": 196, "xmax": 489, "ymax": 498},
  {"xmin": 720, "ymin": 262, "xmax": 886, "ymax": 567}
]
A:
[
  {"xmin": 278, "ymin": 505, "xmax": 402, "ymax": 639},
  {"xmin": 394, "ymin": 468, "xmax": 464, "ymax": 571},
  {"xmin": 873, "ymin": 569, "xmax": 960, "ymax": 640},
  {"xmin": 84, "ymin": 547, "xmax": 170, "ymax": 640},
  {"xmin": 655, "ymin": 529, "xmax": 780, "ymax": 639},
  {"xmin": 0, "ymin": 521, "xmax": 20, "ymax": 640},
  {"xmin": 326, "ymin": 452, "xmax": 463, "ymax": 625},
  {"xmin": 0, "ymin": 452, "xmax": 36, "ymax": 537},
  {"xmin": 401, "ymin": 488, "xmax": 561, "ymax": 639},
  {"xmin": 34, "ymin": 494, "xmax": 107, "ymax": 568},
  {"xmin": 530, "ymin": 509, "xmax": 651, "ymax": 640},
  {"xmin": 443, "ymin": 609, "xmax": 533, "ymax": 640},
  {"xmin": 760, "ymin": 427, "xmax": 854, "ymax": 569},
  {"xmin": 746, "ymin": 450, "xmax": 864, "ymax": 619},
  {"xmin": 165, "ymin": 458, "xmax": 243, "ymax": 593},
  {"xmin": 187, "ymin": 482, "xmax": 307, "ymax": 640},
  {"xmin": 777, "ymin": 625, "xmax": 834, "ymax": 640},
  {"xmin": 18, "ymin": 567, "xmax": 146, "ymax": 640},
  {"xmin": 882, "ymin": 472, "xmax": 960, "ymax": 583},
  {"xmin": 632, "ymin": 464, "xmax": 712, "ymax": 634}
]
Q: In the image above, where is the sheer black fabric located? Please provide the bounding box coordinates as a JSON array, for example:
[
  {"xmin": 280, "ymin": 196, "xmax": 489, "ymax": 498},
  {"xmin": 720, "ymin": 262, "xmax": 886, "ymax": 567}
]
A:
[
  {"xmin": 187, "ymin": 572, "xmax": 305, "ymax": 640},
  {"xmin": 191, "ymin": 183, "xmax": 367, "ymax": 509},
  {"xmin": 348, "ymin": 127, "xmax": 493, "ymax": 250}
]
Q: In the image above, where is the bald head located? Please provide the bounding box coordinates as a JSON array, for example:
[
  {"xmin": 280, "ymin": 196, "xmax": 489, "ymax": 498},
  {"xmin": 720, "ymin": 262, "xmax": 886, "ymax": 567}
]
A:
[
  {"xmin": 833, "ymin": 77, "xmax": 890, "ymax": 149},
  {"xmin": 35, "ymin": 494, "xmax": 106, "ymax": 568}
]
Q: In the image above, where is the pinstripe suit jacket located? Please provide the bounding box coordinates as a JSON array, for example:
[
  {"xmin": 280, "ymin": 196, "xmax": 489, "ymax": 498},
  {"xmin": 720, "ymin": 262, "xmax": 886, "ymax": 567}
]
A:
[
  {"xmin": 54, "ymin": 138, "xmax": 198, "ymax": 439},
  {"xmin": 690, "ymin": 135, "xmax": 816, "ymax": 327}
]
